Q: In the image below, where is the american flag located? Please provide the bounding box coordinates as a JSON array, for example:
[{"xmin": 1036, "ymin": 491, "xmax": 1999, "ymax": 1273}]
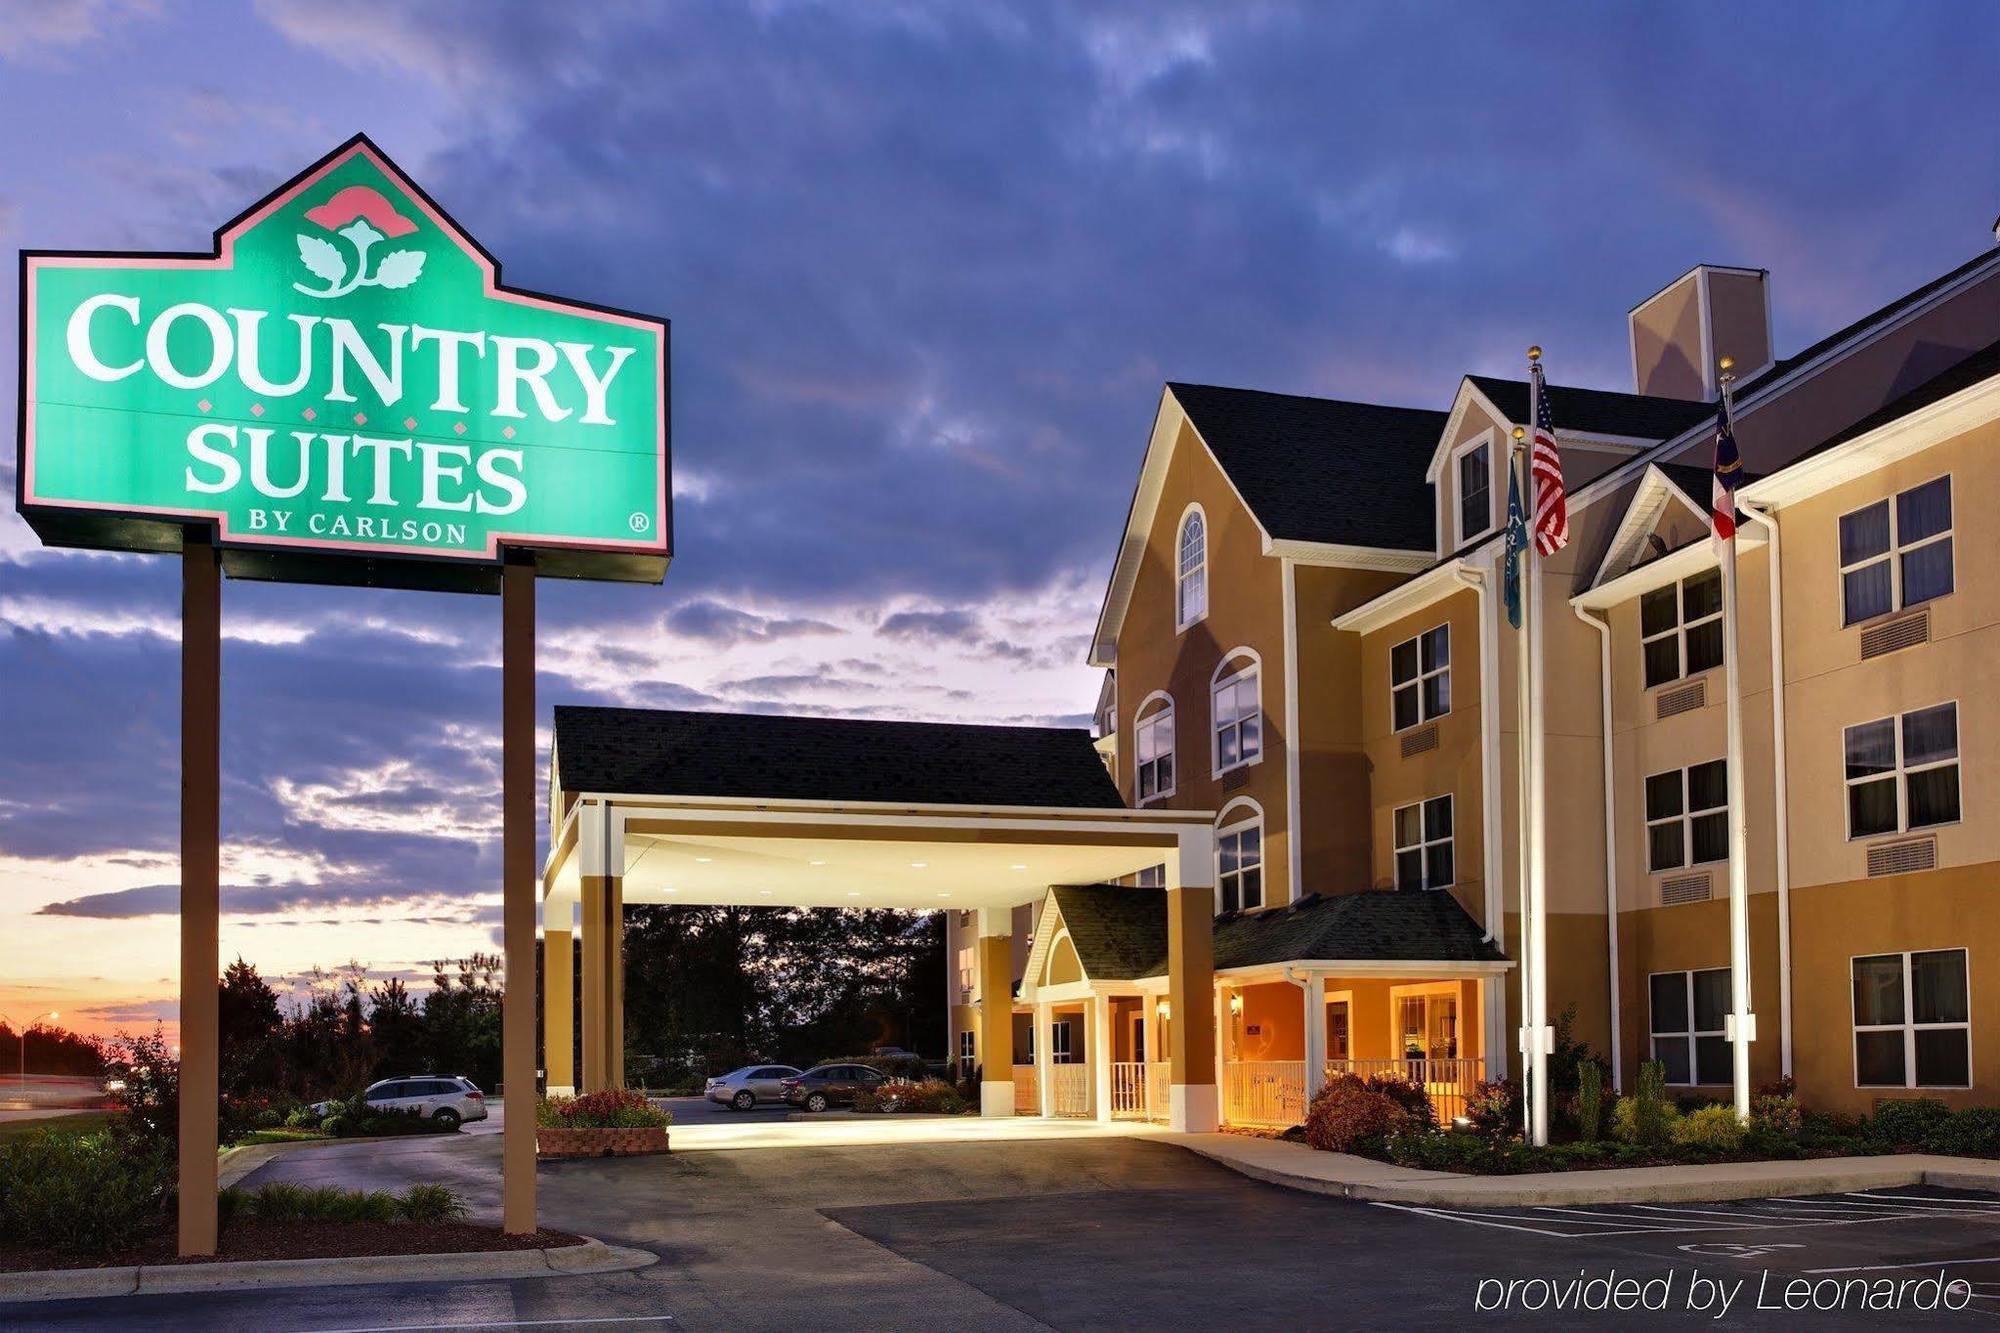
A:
[
  {"xmin": 1529, "ymin": 361, "xmax": 1569, "ymax": 555},
  {"xmin": 1711, "ymin": 393, "xmax": 1742, "ymax": 548}
]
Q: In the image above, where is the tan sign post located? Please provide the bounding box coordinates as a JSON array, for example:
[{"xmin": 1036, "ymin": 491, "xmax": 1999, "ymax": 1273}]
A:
[{"xmin": 16, "ymin": 135, "xmax": 672, "ymax": 1254}]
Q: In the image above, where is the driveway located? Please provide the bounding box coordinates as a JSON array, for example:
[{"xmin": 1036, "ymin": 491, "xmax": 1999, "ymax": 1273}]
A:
[{"xmin": 11, "ymin": 1131, "xmax": 2000, "ymax": 1329}]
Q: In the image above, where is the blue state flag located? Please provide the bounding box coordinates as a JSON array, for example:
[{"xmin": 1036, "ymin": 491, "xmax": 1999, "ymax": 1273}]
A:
[{"xmin": 1503, "ymin": 453, "xmax": 1528, "ymax": 629}]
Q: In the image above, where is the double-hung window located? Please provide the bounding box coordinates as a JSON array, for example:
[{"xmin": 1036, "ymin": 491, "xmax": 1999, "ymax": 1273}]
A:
[
  {"xmin": 1176, "ymin": 510, "xmax": 1208, "ymax": 628},
  {"xmin": 1391, "ymin": 625, "xmax": 1450, "ymax": 731},
  {"xmin": 1393, "ymin": 795, "xmax": 1454, "ymax": 891},
  {"xmin": 1645, "ymin": 759, "xmax": 1728, "ymax": 872},
  {"xmin": 1217, "ymin": 820, "xmax": 1263, "ymax": 913},
  {"xmin": 1844, "ymin": 702, "xmax": 1960, "ymax": 839},
  {"xmin": 955, "ymin": 945, "xmax": 975, "ymax": 996},
  {"xmin": 1213, "ymin": 665, "xmax": 1261, "ymax": 771},
  {"xmin": 1640, "ymin": 569, "xmax": 1723, "ymax": 688},
  {"xmin": 958, "ymin": 1030, "xmax": 976, "ymax": 1080},
  {"xmin": 1853, "ymin": 949, "xmax": 1969, "ymax": 1088},
  {"xmin": 1051, "ymin": 1020, "xmax": 1073, "ymax": 1063},
  {"xmin": 1457, "ymin": 440, "xmax": 1492, "ymax": 543},
  {"xmin": 1135, "ymin": 703, "xmax": 1175, "ymax": 801},
  {"xmin": 1650, "ymin": 968, "xmax": 1731, "ymax": 1086},
  {"xmin": 1840, "ymin": 476, "xmax": 1953, "ymax": 626}
]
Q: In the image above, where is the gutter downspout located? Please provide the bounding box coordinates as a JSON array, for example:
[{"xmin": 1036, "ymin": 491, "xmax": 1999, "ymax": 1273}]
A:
[
  {"xmin": 1455, "ymin": 561, "xmax": 1504, "ymax": 943},
  {"xmin": 1573, "ymin": 603, "xmax": 1624, "ymax": 1093},
  {"xmin": 1739, "ymin": 499, "xmax": 1793, "ymax": 1078}
]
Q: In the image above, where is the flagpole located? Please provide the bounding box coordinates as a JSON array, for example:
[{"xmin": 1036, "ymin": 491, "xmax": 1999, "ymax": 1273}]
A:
[
  {"xmin": 1718, "ymin": 356, "xmax": 1756, "ymax": 1122},
  {"xmin": 1508, "ymin": 426, "xmax": 1535, "ymax": 1141},
  {"xmin": 1523, "ymin": 352, "xmax": 1551, "ymax": 1149}
]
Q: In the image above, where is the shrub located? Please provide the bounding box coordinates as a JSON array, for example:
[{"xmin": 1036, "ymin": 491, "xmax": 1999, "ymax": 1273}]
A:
[
  {"xmin": 1363, "ymin": 1074, "xmax": 1436, "ymax": 1130},
  {"xmin": 0, "ymin": 1129, "xmax": 174, "ymax": 1256},
  {"xmin": 1870, "ymin": 1097, "xmax": 1953, "ymax": 1148},
  {"xmin": 1577, "ymin": 1061, "xmax": 1603, "ymax": 1143},
  {"xmin": 1465, "ymin": 1079, "xmax": 1522, "ymax": 1139},
  {"xmin": 1385, "ymin": 1128, "xmax": 1493, "ymax": 1172},
  {"xmin": 1613, "ymin": 1060, "xmax": 1676, "ymax": 1147},
  {"xmin": 1673, "ymin": 1104, "xmax": 1746, "ymax": 1151},
  {"xmin": 856, "ymin": 1078, "xmax": 967, "ymax": 1115},
  {"xmin": 320, "ymin": 1114, "xmax": 347, "ymax": 1137},
  {"xmin": 399, "ymin": 1182, "xmax": 469, "ymax": 1224},
  {"xmin": 537, "ymin": 1089, "xmax": 673, "ymax": 1129},
  {"xmin": 1924, "ymin": 1107, "xmax": 2000, "ymax": 1158},
  {"xmin": 1303, "ymin": 1075, "xmax": 1414, "ymax": 1154},
  {"xmin": 1750, "ymin": 1090, "xmax": 1802, "ymax": 1142},
  {"xmin": 1798, "ymin": 1109, "xmax": 1869, "ymax": 1154}
]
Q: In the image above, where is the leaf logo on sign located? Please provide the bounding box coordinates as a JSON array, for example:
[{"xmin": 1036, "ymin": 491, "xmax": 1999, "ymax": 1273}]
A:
[{"xmin": 293, "ymin": 185, "xmax": 426, "ymax": 298}]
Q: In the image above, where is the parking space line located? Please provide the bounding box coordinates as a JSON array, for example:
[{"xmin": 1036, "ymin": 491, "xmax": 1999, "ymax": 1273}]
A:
[
  {"xmin": 1630, "ymin": 1203, "xmax": 1849, "ymax": 1222},
  {"xmin": 1822, "ymin": 1196, "xmax": 2000, "ymax": 1218},
  {"xmin": 1369, "ymin": 1202, "xmax": 1582, "ymax": 1237},
  {"xmin": 1527, "ymin": 1206, "xmax": 1711, "ymax": 1228},
  {"xmin": 1804, "ymin": 1254, "xmax": 2000, "ymax": 1276},
  {"xmin": 1847, "ymin": 1191, "xmax": 2000, "ymax": 1208}
]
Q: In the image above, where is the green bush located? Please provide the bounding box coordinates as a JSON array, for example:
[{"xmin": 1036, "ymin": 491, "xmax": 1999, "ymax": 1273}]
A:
[
  {"xmin": 1750, "ymin": 1092, "xmax": 1802, "ymax": 1142},
  {"xmin": 0, "ymin": 1130, "xmax": 174, "ymax": 1256},
  {"xmin": 319, "ymin": 1114, "xmax": 347, "ymax": 1137},
  {"xmin": 1870, "ymin": 1097, "xmax": 1953, "ymax": 1147},
  {"xmin": 1673, "ymin": 1104, "xmax": 1745, "ymax": 1151},
  {"xmin": 1613, "ymin": 1060, "xmax": 1677, "ymax": 1147},
  {"xmin": 1577, "ymin": 1061, "xmax": 1603, "ymax": 1143},
  {"xmin": 1924, "ymin": 1107, "xmax": 2000, "ymax": 1157},
  {"xmin": 1465, "ymin": 1079, "xmax": 1521, "ymax": 1138},
  {"xmin": 399, "ymin": 1182, "xmax": 469, "ymax": 1224},
  {"xmin": 855, "ymin": 1078, "xmax": 967, "ymax": 1114},
  {"xmin": 536, "ymin": 1090, "xmax": 673, "ymax": 1129},
  {"xmin": 1385, "ymin": 1129, "xmax": 1494, "ymax": 1172},
  {"xmin": 1799, "ymin": 1108, "xmax": 1867, "ymax": 1150}
]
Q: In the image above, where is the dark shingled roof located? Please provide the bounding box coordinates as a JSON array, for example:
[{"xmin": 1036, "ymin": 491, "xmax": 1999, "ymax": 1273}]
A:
[
  {"xmin": 1797, "ymin": 335, "xmax": 2000, "ymax": 462},
  {"xmin": 1167, "ymin": 382, "xmax": 1448, "ymax": 551},
  {"xmin": 1043, "ymin": 884, "xmax": 1508, "ymax": 979},
  {"xmin": 1046, "ymin": 885, "xmax": 1168, "ymax": 981},
  {"xmin": 1467, "ymin": 375, "xmax": 1713, "ymax": 442},
  {"xmin": 553, "ymin": 706, "xmax": 1125, "ymax": 809}
]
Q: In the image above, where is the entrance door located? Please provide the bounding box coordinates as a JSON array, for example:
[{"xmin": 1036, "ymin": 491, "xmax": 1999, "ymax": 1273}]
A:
[{"xmin": 1128, "ymin": 1013, "xmax": 1147, "ymax": 1063}]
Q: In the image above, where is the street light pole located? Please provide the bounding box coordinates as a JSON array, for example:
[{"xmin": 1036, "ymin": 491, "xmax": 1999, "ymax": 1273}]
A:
[{"xmin": 2, "ymin": 1011, "xmax": 60, "ymax": 1091}]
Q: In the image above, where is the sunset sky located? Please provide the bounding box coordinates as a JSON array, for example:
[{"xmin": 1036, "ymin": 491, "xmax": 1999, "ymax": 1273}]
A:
[{"xmin": 4, "ymin": 1, "xmax": 1998, "ymax": 1039}]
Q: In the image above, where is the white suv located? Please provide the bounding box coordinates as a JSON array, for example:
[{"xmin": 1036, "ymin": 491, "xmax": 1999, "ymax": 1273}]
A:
[{"xmin": 316, "ymin": 1076, "xmax": 488, "ymax": 1130}]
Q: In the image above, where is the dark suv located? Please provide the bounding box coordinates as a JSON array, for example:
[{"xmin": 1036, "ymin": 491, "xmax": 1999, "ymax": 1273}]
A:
[{"xmin": 781, "ymin": 1063, "xmax": 887, "ymax": 1111}]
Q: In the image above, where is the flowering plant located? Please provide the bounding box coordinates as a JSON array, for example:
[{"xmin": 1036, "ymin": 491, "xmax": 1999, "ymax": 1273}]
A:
[{"xmin": 536, "ymin": 1089, "xmax": 673, "ymax": 1129}]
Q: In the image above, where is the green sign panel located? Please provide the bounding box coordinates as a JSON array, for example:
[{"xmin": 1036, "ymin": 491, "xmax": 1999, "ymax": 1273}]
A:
[{"xmin": 19, "ymin": 135, "xmax": 670, "ymax": 587}]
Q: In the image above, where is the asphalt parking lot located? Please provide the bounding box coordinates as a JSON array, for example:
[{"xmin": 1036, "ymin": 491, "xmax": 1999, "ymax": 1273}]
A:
[{"xmin": 8, "ymin": 1134, "xmax": 2000, "ymax": 1330}]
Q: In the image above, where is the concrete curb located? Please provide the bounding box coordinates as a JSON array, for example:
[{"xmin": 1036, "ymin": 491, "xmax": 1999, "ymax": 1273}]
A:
[
  {"xmin": 1173, "ymin": 1135, "xmax": 2000, "ymax": 1207},
  {"xmin": 0, "ymin": 1236, "xmax": 657, "ymax": 1304}
]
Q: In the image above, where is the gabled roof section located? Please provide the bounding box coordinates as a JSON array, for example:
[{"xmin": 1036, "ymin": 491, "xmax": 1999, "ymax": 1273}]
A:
[
  {"xmin": 1466, "ymin": 375, "xmax": 1714, "ymax": 441},
  {"xmin": 1590, "ymin": 463, "xmax": 1716, "ymax": 589},
  {"xmin": 1044, "ymin": 884, "xmax": 1169, "ymax": 982},
  {"xmin": 1204, "ymin": 889, "xmax": 1507, "ymax": 971},
  {"xmin": 551, "ymin": 706, "xmax": 1126, "ymax": 809},
  {"xmin": 1089, "ymin": 383, "xmax": 1444, "ymax": 666},
  {"xmin": 1165, "ymin": 383, "xmax": 1447, "ymax": 550}
]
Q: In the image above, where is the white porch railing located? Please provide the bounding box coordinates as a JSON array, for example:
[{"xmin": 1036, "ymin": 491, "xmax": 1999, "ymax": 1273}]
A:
[
  {"xmin": 1049, "ymin": 1062, "xmax": 1089, "ymax": 1117},
  {"xmin": 1011, "ymin": 1064, "xmax": 1038, "ymax": 1115},
  {"xmin": 1325, "ymin": 1057, "xmax": 1482, "ymax": 1124},
  {"xmin": 1223, "ymin": 1060, "xmax": 1307, "ymax": 1126},
  {"xmin": 1147, "ymin": 1060, "xmax": 1170, "ymax": 1121},
  {"xmin": 1110, "ymin": 1062, "xmax": 1150, "ymax": 1119}
]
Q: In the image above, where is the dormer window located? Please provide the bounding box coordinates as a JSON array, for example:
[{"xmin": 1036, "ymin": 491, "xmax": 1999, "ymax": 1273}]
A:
[
  {"xmin": 1176, "ymin": 507, "xmax": 1207, "ymax": 629},
  {"xmin": 1456, "ymin": 437, "xmax": 1493, "ymax": 544}
]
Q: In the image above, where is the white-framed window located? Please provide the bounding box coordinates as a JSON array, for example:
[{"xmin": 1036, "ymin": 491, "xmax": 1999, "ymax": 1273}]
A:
[
  {"xmin": 1844, "ymin": 702, "xmax": 1960, "ymax": 840},
  {"xmin": 1391, "ymin": 624, "xmax": 1450, "ymax": 731},
  {"xmin": 1094, "ymin": 673, "xmax": 1117, "ymax": 740},
  {"xmin": 1641, "ymin": 568, "xmax": 1723, "ymax": 688},
  {"xmin": 1134, "ymin": 695, "xmax": 1176, "ymax": 802},
  {"xmin": 958, "ymin": 1029, "xmax": 976, "ymax": 1080},
  {"xmin": 1216, "ymin": 801, "xmax": 1264, "ymax": 914},
  {"xmin": 1211, "ymin": 657, "xmax": 1262, "ymax": 773},
  {"xmin": 955, "ymin": 944, "xmax": 975, "ymax": 996},
  {"xmin": 1393, "ymin": 795, "xmax": 1454, "ymax": 891},
  {"xmin": 1176, "ymin": 506, "xmax": 1208, "ymax": 629},
  {"xmin": 1649, "ymin": 967, "xmax": 1731, "ymax": 1086},
  {"xmin": 1645, "ymin": 759, "xmax": 1728, "ymax": 872},
  {"xmin": 1455, "ymin": 435, "xmax": 1493, "ymax": 545},
  {"xmin": 1840, "ymin": 475, "xmax": 1953, "ymax": 627},
  {"xmin": 1051, "ymin": 1020, "xmax": 1074, "ymax": 1063},
  {"xmin": 1133, "ymin": 864, "xmax": 1165, "ymax": 889},
  {"xmin": 1853, "ymin": 948, "xmax": 1969, "ymax": 1089}
]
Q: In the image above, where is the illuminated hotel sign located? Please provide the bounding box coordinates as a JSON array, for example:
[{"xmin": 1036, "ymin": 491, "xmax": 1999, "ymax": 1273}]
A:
[{"xmin": 18, "ymin": 135, "xmax": 670, "ymax": 587}]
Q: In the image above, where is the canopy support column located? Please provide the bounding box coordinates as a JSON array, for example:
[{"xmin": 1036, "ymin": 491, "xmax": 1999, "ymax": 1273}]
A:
[
  {"xmin": 1166, "ymin": 827, "xmax": 1218, "ymax": 1133},
  {"xmin": 976, "ymin": 910, "xmax": 1015, "ymax": 1117}
]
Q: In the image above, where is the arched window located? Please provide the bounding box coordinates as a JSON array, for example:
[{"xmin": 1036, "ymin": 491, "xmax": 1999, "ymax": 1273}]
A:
[
  {"xmin": 1211, "ymin": 649, "xmax": 1262, "ymax": 774},
  {"xmin": 1215, "ymin": 798, "xmax": 1264, "ymax": 914},
  {"xmin": 1176, "ymin": 506, "xmax": 1208, "ymax": 629},
  {"xmin": 1134, "ymin": 692, "xmax": 1176, "ymax": 802}
]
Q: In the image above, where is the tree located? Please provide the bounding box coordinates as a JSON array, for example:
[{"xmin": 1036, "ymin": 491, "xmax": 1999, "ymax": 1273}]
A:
[{"xmin": 217, "ymin": 957, "xmax": 284, "ymax": 1096}]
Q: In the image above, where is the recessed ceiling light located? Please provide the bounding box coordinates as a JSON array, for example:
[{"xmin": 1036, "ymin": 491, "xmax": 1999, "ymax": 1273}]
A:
[
  {"xmin": 664, "ymin": 887, "xmax": 678, "ymax": 893},
  {"xmin": 846, "ymin": 891, "xmax": 861, "ymax": 897},
  {"xmin": 759, "ymin": 889, "xmax": 771, "ymax": 896},
  {"xmin": 809, "ymin": 860, "xmax": 827, "ymax": 867},
  {"xmin": 910, "ymin": 861, "xmax": 928, "ymax": 869},
  {"xmin": 694, "ymin": 856, "xmax": 713, "ymax": 863},
  {"xmin": 1010, "ymin": 864, "xmax": 1028, "ymax": 871},
  {"xmin": 937, "ymin": 892, "xmax": 951, "ymax": 898}
]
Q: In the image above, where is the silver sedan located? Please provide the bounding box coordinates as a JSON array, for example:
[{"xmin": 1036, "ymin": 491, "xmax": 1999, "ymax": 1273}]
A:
[{"xmin": 705, "ymin": 1064, "xmax": 803, "ymax": 1110}]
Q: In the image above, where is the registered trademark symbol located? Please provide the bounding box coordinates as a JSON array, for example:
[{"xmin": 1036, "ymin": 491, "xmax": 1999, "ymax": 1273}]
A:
[{"xmin": 628, "ymin": 512, "xmax": 650, "ymax": 533}]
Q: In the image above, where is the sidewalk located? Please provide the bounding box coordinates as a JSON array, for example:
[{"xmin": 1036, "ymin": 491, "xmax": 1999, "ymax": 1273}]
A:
[{"xmin": 1173, "ymin": 1132, "xmax": 2000, "ymax": 1207}]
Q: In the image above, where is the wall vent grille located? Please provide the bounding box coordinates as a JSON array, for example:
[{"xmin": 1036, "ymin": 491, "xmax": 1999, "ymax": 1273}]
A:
[
  {"xmin": 1660, "ymin": 872, "xmax": 1712, "ymax": 907},
  {"xmin": 1867, "ymin": 836, "xmax": 1937, "ymax": 878},
  {"xmin": 1656, "ymin": 679, "xmax": 1706, "ymax": 721},
  {"xmin": 1400, "ymin": 725, "xmax": 1439, "ymax": 759},
  {"xmin": 1860, "ymin": 608, "xmax": 1930, "ymax": 660}
]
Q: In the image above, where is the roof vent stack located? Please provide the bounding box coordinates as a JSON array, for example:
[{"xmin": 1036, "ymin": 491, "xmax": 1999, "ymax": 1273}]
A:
[{"xmin": 1629, "ymin": 265, "xmax": 1772, "ymax": 401}]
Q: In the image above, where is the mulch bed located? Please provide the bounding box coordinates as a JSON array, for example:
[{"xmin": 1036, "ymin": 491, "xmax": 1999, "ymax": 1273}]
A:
[{"xmin": 0, "ymin": 1222, "xmax": 583, "ymax": 1273}]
